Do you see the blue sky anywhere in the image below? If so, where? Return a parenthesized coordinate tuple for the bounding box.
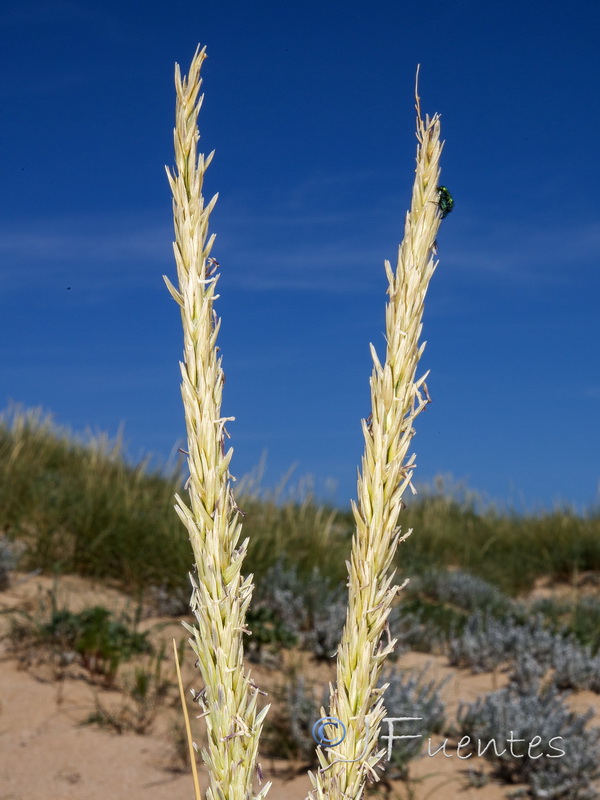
(1, 0, 599, 512)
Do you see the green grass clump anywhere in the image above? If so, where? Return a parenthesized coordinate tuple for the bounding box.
(397, 486, 600, 596)
(2, 405, 600, 601)
(531, 595, 600, 653)
(0, 406, 191, 590)
(0, 406, 352, 594)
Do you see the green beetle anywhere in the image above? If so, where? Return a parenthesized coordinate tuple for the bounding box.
(436, 186, 454, 219)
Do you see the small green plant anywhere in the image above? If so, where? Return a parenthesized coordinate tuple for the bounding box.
(6, 587, 151, 684)
(245, 606, 298, 663)
(67, 605, 151, 681)
(533, 595, 600, 653)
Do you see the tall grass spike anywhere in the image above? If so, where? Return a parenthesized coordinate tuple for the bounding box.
(307, 74, 446, 800)
(165, 45, 271, 800)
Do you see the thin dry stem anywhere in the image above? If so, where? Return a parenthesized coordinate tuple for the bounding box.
(307, 77, 445, 800)
(165, 46, 271, 800)
(173, 638, 202, 800)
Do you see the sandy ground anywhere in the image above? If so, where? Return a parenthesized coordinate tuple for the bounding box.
(0, 573, 598, 800)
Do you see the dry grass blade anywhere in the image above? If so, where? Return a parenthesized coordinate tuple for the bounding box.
(173, 638, 202, 800)
(307, 73, 447, 800)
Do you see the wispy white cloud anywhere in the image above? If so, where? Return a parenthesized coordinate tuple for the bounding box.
(3, 185, 599, 299)
(443, 219, 600, 287)
(0, 198, 396, 295)
(0, 227, 170, 263)
(0, 213, 172, 293)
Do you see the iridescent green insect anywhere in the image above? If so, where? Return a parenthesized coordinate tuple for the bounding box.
(436, 185, 454, 219)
